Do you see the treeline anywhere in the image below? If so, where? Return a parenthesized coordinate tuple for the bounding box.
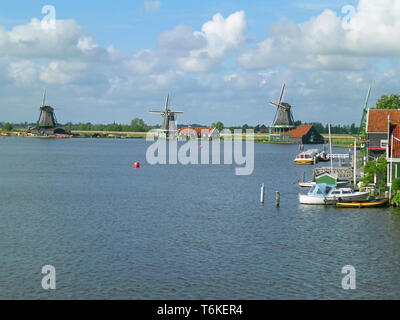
(294, 121, 360, 135)
(65, 118, 154, 132)
(216, 122, 360, 134)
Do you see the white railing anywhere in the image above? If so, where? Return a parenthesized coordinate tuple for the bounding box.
(328, 154, 350, 159)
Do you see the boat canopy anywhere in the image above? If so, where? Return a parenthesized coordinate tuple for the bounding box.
(308, 183, 336, 196)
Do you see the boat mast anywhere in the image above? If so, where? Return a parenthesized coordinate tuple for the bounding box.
(354, 138, 357, 186)
(390, 133, 394, 202)
(329, 124, 333, 173)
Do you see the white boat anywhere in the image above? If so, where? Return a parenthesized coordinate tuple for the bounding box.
(294, 149, 319, 165)
(299, 183, 370, 205)
(317, 151, 330, 162)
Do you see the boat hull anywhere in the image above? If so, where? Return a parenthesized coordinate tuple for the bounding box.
(294, 160, 315, 165)
(299, 192, 370, 205)
(336, 199, 389, 208)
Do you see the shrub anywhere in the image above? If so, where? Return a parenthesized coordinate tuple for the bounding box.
(392, 178, 400, 192)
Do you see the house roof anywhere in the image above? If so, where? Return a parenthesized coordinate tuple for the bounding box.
(285, 125, 312, 138)
(367, 109, 400, 133)
(178, 127, 216, 136)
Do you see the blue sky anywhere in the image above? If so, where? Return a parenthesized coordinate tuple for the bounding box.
(0, 0, 397, 126)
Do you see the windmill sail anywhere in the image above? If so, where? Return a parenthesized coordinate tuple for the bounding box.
(359, 86, 371, 136)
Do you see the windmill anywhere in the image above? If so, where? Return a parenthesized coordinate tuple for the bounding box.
(359, 86, 371, 138)
(149, 94, 184, 137)
(27, 90, 69, 136)
(268, 84, 296, 141)
(37, 90, 58, 129)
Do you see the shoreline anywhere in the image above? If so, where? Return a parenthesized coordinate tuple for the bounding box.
(1, 130, 357, 147)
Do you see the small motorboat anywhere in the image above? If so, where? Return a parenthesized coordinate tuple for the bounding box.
(317, 151, 330, 162)
(336, 199, 389, 208)
(294, 149, 319, 165)
(299, 183, 370, 205)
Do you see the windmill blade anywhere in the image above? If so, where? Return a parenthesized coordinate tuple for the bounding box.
(269, 101, 282, 108)
(170, 111, 184, 114)
(364, 86, 371, 108)
(290, 108, 295, 124)
(359, 86, 372, 135)
(149, 110, 165, 114)
(278, 83, 286, 106)
(270, 101, 289, 111)
(165, 94, 170, 111)
(272, 107, 279, 125)
(42, 89, 46, 108)
(37, 110, 43, 125)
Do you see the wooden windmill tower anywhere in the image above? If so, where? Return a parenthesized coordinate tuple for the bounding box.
(269, 84, 296, 142)
(149, 94, 184, 138)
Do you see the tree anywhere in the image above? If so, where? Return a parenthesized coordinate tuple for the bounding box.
(130, 118, 147, 132)
(3, 123, 13, 131)
(375, 94, 400, 109)
(362, 155, 388, 193)
(242, 124, 249, 133)
(214, 121, 224, 132)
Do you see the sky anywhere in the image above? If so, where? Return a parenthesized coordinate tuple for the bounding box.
(1, 0, 399, 127)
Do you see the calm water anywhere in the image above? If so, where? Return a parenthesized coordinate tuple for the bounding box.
(1, 137, 400, 300)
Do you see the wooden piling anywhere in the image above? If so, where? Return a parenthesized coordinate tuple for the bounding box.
(276, 191, 280, 208)
(302, 172, 305, 183)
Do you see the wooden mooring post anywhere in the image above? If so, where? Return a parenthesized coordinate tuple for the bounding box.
(276, 191, 280, 208)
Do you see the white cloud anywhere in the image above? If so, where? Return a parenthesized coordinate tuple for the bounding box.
(8, 60, 38, 86)
(144, 1, 162, 14)
(128, 49, 159, 75)
(133, 11, 247, 73)
(238, 0, 400, 71)
(40, 61, 88, 85)
(178, 11, 247, 72)
(0, 18, 101, 59)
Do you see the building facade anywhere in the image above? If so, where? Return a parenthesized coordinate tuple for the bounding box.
(364, 109, 400, 161)
(284, 125, 325, 144)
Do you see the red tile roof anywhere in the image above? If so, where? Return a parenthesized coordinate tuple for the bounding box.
(367, 109, 400, 133)
(285, 125, 312, 138)
(178, 127, 216, 136)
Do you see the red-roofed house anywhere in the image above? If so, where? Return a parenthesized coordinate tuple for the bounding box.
(178, 127, 220, 140)
(284, 124, 325, 144)
(365, 109, 400, 160)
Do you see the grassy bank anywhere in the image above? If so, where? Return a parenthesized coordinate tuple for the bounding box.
(71, 130, 148, 138)
(322, 134, 359, 147)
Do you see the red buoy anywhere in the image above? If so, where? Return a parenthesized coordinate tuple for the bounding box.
(134, 162, 140, 169)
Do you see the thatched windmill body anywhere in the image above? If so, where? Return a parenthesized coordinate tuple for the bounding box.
(149, 94, 184, 138)
(269, 84, 296, 142)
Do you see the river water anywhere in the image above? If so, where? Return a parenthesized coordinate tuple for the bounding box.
(1, 137, 400, 299)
